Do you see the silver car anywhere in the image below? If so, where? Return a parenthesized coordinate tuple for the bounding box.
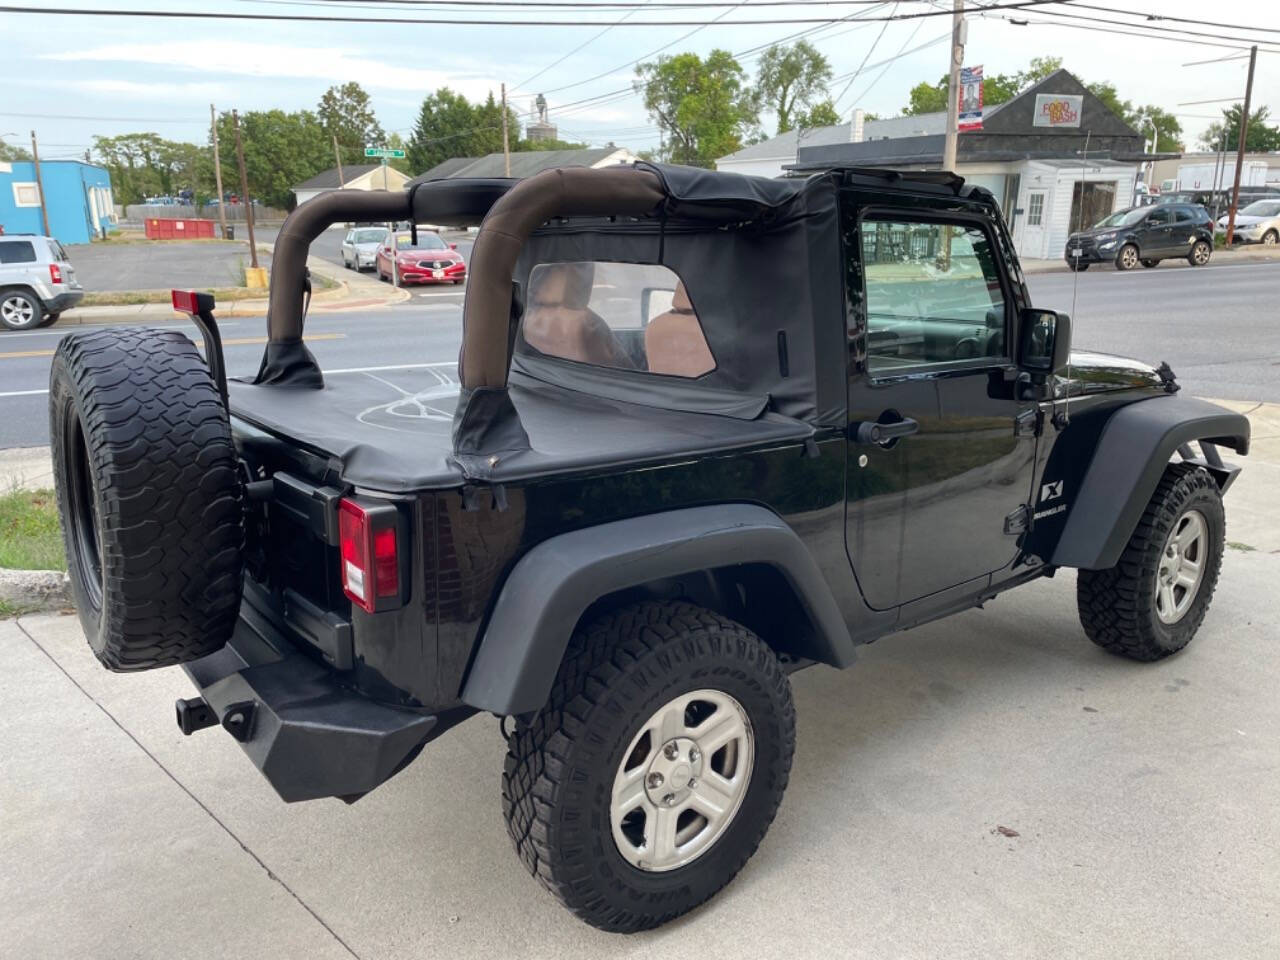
(0, 234, 83, 331)
(1216, 199, 1280, 246)
(341, 226, 389, 271)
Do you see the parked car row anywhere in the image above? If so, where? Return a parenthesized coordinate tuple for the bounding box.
(0, 233, 82, 330)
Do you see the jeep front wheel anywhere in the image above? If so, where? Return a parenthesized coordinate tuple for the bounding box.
(1077, 464, 1225, 661)
(502, 601, 795, 932)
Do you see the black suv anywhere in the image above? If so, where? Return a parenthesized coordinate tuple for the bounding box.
(1066, 203, 1214, 271)
(49, 164, 1249, 933)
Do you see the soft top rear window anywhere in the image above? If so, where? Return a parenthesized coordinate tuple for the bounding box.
(517, 261, 715, 379)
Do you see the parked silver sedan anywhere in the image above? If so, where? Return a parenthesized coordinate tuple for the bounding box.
(340, 226, 389, 270)
(1216, 199, 1280, 246)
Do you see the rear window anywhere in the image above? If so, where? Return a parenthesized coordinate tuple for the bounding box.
(518, 261, 715, 379)
(0, 240, 37, 264)
(49, 239, 69, 261)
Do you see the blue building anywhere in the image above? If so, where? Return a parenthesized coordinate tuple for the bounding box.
(0, 159, 117, 245)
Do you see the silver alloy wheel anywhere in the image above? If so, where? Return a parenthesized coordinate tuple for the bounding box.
(1192, 242, 1211, 265)
(2, 294, 36, 326)
(1155, 509, 1207, 624)
(1264, 231, 1278, 246)
(1119, 245, 1138, 269)
(610, 688, 754, 873)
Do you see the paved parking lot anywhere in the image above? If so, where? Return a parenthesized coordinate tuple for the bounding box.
(4, 459, 1278, 958)
(65, 240, 260, 291)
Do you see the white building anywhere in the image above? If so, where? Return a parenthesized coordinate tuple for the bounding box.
(718, 70, 1149, 261)
(292, 164, 413, 207)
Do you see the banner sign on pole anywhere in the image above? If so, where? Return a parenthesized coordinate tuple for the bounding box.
(958, 65, 983, 132)
(1032, 94, 1083, 128)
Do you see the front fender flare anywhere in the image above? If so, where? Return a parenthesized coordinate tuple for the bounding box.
(1052, 395, 1249, 570)
(460, 504, 853, 716)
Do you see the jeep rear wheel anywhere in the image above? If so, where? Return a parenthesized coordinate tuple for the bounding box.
(50, 328, 244, 671)
(1077, 464, 1225, 661)
(502, 601, 795, 932)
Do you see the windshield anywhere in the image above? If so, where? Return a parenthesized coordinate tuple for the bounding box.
(352, 229, 386, 244)
(1242, 200, 1280, 217)
(1094, 208, 1148, 228)
(394, 233, 448, 251)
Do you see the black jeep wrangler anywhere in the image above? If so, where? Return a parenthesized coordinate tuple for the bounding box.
(49, 163, 1249, 933)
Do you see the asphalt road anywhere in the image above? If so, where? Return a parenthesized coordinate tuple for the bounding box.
(0, 258, 1275, 448)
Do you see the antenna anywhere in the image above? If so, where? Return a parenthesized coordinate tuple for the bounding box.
(1063, 128, 1092, 427)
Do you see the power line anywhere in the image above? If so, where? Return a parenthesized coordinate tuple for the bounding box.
(1020, 6, 1280, 50)
(0, 1, 1081, 27)
(975, 11, 1280, 54)
(832, 2, 897, 109)
(843, 18, 930, 107)
(1068, 4, 1280, 36)
(510, 0, 656, 96)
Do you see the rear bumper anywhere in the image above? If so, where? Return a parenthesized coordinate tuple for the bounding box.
(182, 604, 439, 802)
(42, 289, 84, 313)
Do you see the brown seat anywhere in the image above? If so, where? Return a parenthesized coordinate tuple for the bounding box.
(522, 263, 630, 369)
(644, 283, 714, 377)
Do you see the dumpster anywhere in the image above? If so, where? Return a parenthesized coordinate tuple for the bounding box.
(145, 218, 217, 240)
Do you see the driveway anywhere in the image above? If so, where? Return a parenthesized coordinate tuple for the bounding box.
(4, 451, 1278, 958)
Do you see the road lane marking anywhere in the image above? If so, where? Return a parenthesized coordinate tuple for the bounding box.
(0, 332, 344, 360)
(0, 388, 49, 398)
(0, 320, 243, 340)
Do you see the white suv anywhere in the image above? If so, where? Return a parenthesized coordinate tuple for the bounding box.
(0, 234, 84, 330)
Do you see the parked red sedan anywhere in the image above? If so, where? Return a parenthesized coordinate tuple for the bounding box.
(376, 230, 466, 285)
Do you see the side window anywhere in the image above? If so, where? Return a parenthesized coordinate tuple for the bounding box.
(1173, 207, 1196, 224)
(859, 219, 1007, 375)
(0, 241, 37, 264)
(519, 261, 714, 378)
(1147, 208, 1171, 225)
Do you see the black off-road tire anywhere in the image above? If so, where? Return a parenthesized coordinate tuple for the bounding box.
(1077, 464, 1225, 662)
(502, 601, 795, 933)
(49, 328, 244, 671)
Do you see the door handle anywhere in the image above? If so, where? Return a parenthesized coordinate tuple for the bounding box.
(852, 416, 920, 446)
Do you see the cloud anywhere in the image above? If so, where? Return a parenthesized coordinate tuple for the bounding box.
(68, 78, 228, 101)
(42, 41, 503, 101)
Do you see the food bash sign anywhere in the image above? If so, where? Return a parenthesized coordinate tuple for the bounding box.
(1033, 94, 1083, 128)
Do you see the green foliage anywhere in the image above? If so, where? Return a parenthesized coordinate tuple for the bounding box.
(1131, 105, 1183, 153)
(92, 133, 207, 206)
(214, 109, 331, 210)
(636, 49, 760, 168)
(754, 40, 832, 134)
(317, 82, 386, 169)
(1198, 105, 1280, 152)
(797, 99, 841, 132)
(901, 56, 1063, 116)
(0, 489, 65, 572)
(406, 87, 520, 174)
(902, 80, 947, 116)
(0, 137, 32, 162)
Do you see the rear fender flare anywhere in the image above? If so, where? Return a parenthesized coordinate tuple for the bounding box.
(1051, 396, 1249, 570)
(460, 504, 854, 716)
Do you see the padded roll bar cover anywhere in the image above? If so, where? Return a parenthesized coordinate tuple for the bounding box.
(459, 166, 665, 389)
(459, 503, 856, 716)
(1051, 395, 1250, 570)
(408, 178, 515, 227)
(267, 189, 412, 343)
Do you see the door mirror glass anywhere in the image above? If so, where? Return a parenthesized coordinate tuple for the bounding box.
(1018, 308, 1071, 374)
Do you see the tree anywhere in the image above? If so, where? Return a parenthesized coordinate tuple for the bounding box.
(93, 133, 209, 205)
(1084, 81, 1135, 128)
(902, 56, 1062, 116)
(796, 99, 842, 132)
(317, 82, 385, 168)
(1018, 56, 1062, 88)
(1198, 104, 1280, 153)
(0, 137, 32, 162)
(902, 80, 947, 116)
(407, 87, 481, 174)
(1130, 105, 1183, 153)
(213, 109, 330, 209)
(636, 49, 759, 167)
(754, 40, 833, 135)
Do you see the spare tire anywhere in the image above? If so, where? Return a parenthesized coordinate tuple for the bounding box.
(49, 328, 244, 671)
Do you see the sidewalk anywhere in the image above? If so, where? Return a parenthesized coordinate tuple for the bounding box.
(1021, 244, 1280, 274)
(55, 246, 409, 326)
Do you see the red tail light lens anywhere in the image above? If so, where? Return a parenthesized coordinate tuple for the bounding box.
(49, 263, 63, 284)
(338, 498, 400, 612)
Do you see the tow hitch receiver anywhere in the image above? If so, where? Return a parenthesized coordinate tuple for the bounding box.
(175, 696, 218, 736)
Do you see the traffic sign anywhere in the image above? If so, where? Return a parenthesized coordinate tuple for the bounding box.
(365, 147, 406, 159)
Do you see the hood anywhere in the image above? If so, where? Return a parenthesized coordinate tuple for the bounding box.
(397, 248, 460, 260)
(1217, 214, 1270, 227)
(1059, 350, 1164, 398)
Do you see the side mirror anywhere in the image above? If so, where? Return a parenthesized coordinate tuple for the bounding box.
(449, 242, 458, 250)
(1018, 308, 1071, 378)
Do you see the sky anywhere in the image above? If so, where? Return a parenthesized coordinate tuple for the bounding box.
(3, 0, 1279, 166)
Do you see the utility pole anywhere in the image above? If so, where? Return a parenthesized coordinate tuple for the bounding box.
(210, 104, 228, 240)
(501, 82, 511, 177)
(941, 0, 965, 173)
(30, 130, 51, 237)
(333, 134, 346, 189)
(232, 110, 259, 270)
(1225, 45, 1257, 246)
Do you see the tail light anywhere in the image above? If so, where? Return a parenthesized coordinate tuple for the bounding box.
(49, 263, 63, 284)
(338, 497, 402, 613)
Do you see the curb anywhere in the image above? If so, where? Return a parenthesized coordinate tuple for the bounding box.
(0, 567, 71, 616)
